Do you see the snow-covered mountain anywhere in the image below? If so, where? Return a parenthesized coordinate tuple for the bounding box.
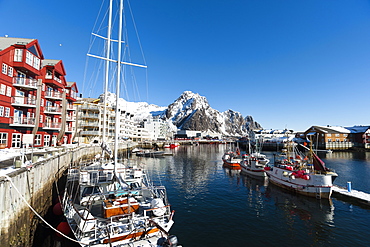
(164, 91, 261, 136)
(100, 91, 262, 137)
(99, 92, 167, 120)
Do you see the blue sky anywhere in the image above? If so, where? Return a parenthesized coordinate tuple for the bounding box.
(1, 0, 370, 131)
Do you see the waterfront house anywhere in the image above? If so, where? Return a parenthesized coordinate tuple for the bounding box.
(304, 126, 352, 150)
(0, 37, 77, 148)
(344, 125, 370, 149)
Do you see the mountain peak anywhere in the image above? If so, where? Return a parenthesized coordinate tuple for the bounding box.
(162, 91, 261, 136)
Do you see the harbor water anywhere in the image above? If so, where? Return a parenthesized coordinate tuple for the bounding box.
(41, 144, 370, 247)
(141, 144, 370, 247)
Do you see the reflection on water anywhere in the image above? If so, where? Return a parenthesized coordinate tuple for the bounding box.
(141, 145, 370, 247)
(322, 151, 370, 161)
(51, 145, 370, 247)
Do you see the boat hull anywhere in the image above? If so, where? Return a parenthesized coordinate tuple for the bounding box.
(222, 159, 241, 170)
(265, 167, 334, 199)
(241, 166, 266, 177)
(240, 160, 267, 177)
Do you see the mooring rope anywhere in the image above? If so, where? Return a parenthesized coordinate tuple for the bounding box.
(3, 175, 89, 246)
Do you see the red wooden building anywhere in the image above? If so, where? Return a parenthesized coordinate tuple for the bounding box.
(0, 37, 78, 148)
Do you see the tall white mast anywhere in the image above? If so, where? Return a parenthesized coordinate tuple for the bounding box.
(102, 0, 113, 144)
(114, 0, 124, 167)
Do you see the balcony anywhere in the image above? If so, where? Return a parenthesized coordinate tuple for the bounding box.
(80, 121, 99, 127)
(11, 96, 36, 108)
(45, 106, 62, 114)
(80, 105, 100, 111)
(80, 131, 100, 136)
(66, 116, 76, 122)
(12, 77, 38, 90)
(65, 127, 75, 133)
(43, 122, 61, 130)
(79, 113, 100, 119)
(67, 105, 76, 111)
(45, 91, 62, 100)
(9, 117, 35, 127)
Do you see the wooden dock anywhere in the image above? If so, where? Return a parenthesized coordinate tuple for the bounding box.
(332, 185, 370, 207)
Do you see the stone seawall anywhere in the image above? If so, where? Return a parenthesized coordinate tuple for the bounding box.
(0, 145, 103, 247)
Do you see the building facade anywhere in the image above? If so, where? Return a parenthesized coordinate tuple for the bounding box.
(304, 126, 352, 150)
(0, 37, 77, 148)
(75, 98, 139, 143)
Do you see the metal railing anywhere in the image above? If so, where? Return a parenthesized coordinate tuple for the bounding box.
(12, 77, 37, 89)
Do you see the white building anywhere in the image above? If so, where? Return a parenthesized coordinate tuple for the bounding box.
(75, 98, 138, 143)
(143, 118, 169, 140)
(254, 129, 296, 143)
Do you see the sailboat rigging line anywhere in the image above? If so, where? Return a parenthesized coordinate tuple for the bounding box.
(3, 175, 89, 246)
(127, 0, 147, 65)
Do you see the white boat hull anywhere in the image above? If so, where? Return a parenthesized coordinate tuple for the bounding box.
(265, 167, 335, 199)
(240, 161, 266, 177)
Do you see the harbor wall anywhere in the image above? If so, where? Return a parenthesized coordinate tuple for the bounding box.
(0, 144, 104, 247)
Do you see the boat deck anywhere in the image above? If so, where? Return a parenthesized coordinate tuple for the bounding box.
(332, 185, 370, 207)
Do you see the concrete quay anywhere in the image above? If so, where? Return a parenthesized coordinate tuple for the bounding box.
(332, 185, 370, 208)
(0, 143, 133, 247)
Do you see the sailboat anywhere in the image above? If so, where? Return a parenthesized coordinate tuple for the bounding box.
(62, 1, 180, 246)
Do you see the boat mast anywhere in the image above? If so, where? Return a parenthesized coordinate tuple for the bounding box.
(102, 0, 113, 145)
(114, 0, 124, 168)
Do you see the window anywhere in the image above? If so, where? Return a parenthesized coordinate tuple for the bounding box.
(14, 49, 23, 62)
(34, 134, 41, 146)
(0, 84, 5, 95)
(0, 133, 7, 144)
(6, 86, 11, 97)
(33, 57, 40, 70)
(41, 99, 44, 107)
(8, 67, 13, 77)
(40, 115, 43, 123)
(26, 51, 33, 66)
(12, 133, 22, 148)
(335, 134, 340, 137)
(336, 139, 340, 142)
(46, 70, 52, 79)
(4, 107, 10, 117)
(52, 136, 57, 146)
(0, 106, 3, 117)
(44, 135, 50, 146)
(2, 63, 7, 74)
(327, 134, 331, 137)
(328, 139, 332, 142)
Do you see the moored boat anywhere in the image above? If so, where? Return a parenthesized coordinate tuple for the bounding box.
(240, 152, 269, 177)
(63, 161, 179, 246)
(264, 145, 338, 199)
(222, 149, 242, 170)
(135, 149, 165, 157)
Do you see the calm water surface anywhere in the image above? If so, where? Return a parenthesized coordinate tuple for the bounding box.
(43, 144, 370, 247)
(141, 144, 370, 247)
